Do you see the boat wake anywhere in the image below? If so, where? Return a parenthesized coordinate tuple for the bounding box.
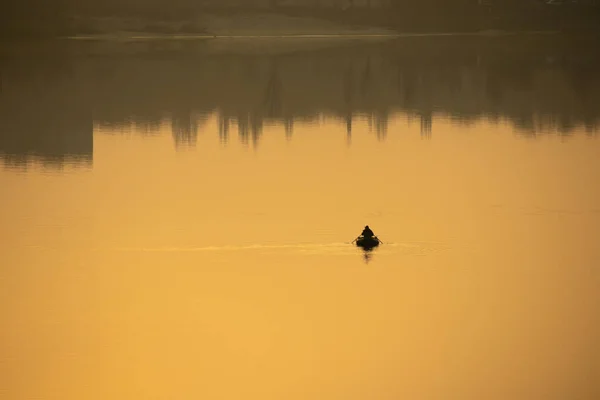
(113, 241, 449, 255)
(115, 242, 350, 252)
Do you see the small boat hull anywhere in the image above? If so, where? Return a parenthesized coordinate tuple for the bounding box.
(355, 236, 380, 249)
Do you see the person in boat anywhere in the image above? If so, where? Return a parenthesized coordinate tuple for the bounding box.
(361, 225, 375, 238)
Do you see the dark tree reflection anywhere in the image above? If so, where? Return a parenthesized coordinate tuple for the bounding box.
(1, 36, 599, 169)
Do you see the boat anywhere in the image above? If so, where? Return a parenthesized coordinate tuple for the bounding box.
(355, 235, 380, 249)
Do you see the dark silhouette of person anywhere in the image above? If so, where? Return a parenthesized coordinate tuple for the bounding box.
(361, 225, 374, 238)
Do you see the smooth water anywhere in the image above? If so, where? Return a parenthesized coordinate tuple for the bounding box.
(1, 36, 599, 400)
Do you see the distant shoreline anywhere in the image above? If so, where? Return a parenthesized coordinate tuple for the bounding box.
(60, 12, 573, 41)
(63, 12, 396, 39)
(65, 31, 562, 41)
(2, 7, 600, 41)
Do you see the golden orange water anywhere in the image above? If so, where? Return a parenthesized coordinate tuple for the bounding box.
(1, 114, 598, 400)
(1, 36, 600, 400)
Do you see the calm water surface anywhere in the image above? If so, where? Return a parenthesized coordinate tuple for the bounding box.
(1, 37, 599, 400)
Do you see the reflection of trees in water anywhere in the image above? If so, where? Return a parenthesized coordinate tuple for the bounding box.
(96, 115, 164, 136)
(397, 64, 418, 108)
(367, 111, 388, 141)
(218, 112, 230, 144)
(2, 38, 600, 168)
(0, 54, 93, 169)
(515, 114, 597, 139)
(0, 154, 92, 171)
(360, 57, 372, 99)
(284, 117, 293, 140)
(420, 111, 432, 139)
(376, 112, 388, 141)
(264, 59, 283, 119)
(237, 112, 263, 147)
(485, 62, 535, 107)
(343, 63, 355, 144)
(171, 110, 208, 149)
(564, 59, 600, 135)
(89, 43, 599, 144)
(215, 57, 287, 147)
